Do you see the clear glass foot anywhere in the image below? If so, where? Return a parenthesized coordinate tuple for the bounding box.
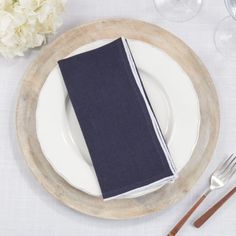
(153, 0, 203, 22)
(214, 16, 236, 60)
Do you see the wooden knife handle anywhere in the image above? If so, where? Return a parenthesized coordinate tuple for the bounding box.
(167, 194, 207, 236)
(194, 187, 236, 228)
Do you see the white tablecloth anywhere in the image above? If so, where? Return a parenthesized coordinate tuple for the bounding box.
(0, 0, 236, 235)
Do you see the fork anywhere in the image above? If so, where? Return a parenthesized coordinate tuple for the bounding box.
(168, 154, 236, 236)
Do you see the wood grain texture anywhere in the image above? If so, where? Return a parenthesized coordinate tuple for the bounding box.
(15, 19, 220, 219)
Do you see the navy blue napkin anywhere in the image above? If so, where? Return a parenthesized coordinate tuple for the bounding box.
(58, 38, 176, 199)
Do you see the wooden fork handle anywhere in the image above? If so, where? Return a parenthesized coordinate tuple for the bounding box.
(194, 187, 236, 228)
(167, 194, 207, 236)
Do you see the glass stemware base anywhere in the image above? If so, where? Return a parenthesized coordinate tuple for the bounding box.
(214, 16, 236, 60)
(153, 0, 203, 22)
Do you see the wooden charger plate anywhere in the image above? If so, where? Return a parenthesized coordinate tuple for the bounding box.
(16, 19, 220, 219)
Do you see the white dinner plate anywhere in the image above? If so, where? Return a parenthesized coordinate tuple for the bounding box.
(36, 39, 200, 198)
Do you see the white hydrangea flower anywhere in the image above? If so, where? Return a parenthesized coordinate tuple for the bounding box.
(0, 0, 66, 58)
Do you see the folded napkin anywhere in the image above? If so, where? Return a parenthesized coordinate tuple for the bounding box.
(58, 38, 176, 200)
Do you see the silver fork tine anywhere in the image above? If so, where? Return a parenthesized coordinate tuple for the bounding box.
(220, 156, 236, 178)
(226, 165, 236, 181)
(222, 163, 236, 182)
(220, 154, 236, 173)
(168, 154, 236, 236)
(216, 154, 235, 174)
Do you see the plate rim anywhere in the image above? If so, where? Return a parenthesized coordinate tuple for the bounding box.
(35, 39, 201, 198)
(16, 18, 220, 219)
